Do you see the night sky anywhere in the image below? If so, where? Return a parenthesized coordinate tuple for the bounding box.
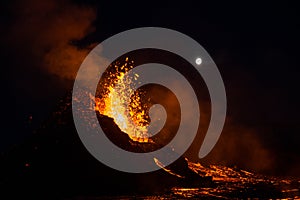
(1, 0, 299, 176)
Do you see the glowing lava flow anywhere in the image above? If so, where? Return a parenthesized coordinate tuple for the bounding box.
(93, 58, 150, 142)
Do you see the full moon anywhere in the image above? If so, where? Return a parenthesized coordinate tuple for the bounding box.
(195, 57, 202, 65)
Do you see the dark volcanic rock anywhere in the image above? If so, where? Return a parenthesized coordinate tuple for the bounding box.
(0, 93, 211, 199)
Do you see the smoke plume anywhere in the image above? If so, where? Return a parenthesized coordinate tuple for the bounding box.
(5, 0, 96, 80)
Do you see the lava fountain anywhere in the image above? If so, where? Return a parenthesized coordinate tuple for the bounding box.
(92, 57, 151, 143)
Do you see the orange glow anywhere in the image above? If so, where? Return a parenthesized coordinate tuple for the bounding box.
(93, 58, 151, 142)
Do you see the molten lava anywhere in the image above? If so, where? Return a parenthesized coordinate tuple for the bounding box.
(93, 57, 151, 142)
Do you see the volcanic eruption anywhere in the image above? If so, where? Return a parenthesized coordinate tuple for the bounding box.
(2, 0, 300, 199)
(1, 48, 300, 199)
